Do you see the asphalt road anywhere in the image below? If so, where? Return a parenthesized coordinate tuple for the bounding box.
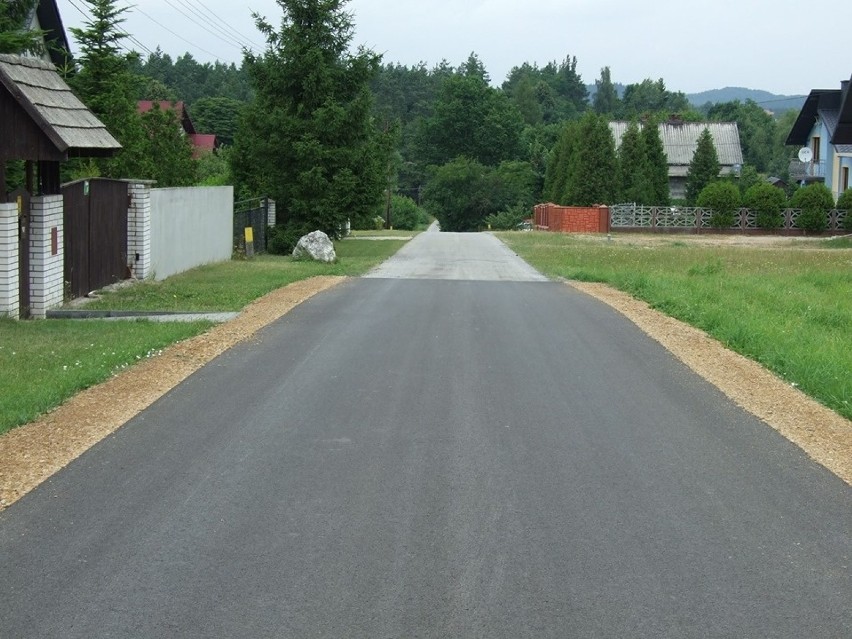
(1, 233, 850, 638)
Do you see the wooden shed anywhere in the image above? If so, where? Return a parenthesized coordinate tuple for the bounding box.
(0, 53, 120, 194)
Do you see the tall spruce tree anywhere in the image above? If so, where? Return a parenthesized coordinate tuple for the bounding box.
(0, 0, 43, 55)
(231, 0, 392, 239)
(564, 112, 617, 206)
(641, 119, 669, 205)
(616, 121, 651, 204)
(685, 128, 720, 205)
(593, 66, 619, 115)
(69, 0, 146, 179)
(542, 121, 577, 204)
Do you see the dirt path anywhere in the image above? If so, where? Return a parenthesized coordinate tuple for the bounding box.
(1, 268, 849, 512)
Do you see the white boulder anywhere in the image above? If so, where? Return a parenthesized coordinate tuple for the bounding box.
(293, 230, 336, 263)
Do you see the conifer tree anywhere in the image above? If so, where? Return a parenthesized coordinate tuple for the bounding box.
(641, 119, 669, 205)
(231, 0, 393, 240)
(0, 0, 42, 55)
(593, 66, 619, 115)
(69, 0, 147, 179)
(685, 128, 720, 205)
(564, 112, 617, 206)
(542, 121, 576, 204)
(616, 121, 651, 204)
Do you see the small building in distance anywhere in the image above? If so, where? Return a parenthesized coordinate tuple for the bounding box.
(609, 119, 743, 201)
(137, 100, 219, 158)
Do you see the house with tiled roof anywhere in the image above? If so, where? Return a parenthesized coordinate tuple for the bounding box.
(137, 100, 219, 158)
(609, 119, 743, 200)
(786, 76, 852, 199)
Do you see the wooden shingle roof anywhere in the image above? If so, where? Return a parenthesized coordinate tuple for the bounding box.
(0, 53, 120, 158)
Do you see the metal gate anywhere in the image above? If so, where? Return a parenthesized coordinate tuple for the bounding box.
(8, 188, 30, 318)
(234, 197, 269, 255)
(63, 179, 129, 299)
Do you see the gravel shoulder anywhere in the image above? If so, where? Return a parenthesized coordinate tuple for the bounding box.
(1, 266, 849, 512)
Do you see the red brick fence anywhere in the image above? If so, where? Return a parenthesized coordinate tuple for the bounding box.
(533, 204, 610, 233)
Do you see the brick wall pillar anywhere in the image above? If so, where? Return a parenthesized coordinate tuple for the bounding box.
(0, 202, 19, 318)
(29, 195, 64, 319)
(267, 198, 276, 227)
(127, 182, 152, 280)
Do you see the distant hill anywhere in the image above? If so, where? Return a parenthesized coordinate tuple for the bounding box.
(685, 87, 806, 113)
(585, 84, 806, 114)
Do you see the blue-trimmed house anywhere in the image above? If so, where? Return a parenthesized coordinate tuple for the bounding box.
(787, 76, 852, 200)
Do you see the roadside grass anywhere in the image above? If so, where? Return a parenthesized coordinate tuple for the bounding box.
(500, 232, 852, 420)
(82, 239, 407, 312)
(0, 319, 210, 436)
(1, 239, 406, 434)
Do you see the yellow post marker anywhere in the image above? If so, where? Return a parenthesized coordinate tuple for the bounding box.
(244, 227, 255, 258)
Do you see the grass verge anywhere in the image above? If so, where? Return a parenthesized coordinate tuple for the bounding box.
(500, 232, 852, 420)
(81, 239, 406, 312)
(1, 239, 406, 435)
(0, 319, 210, 435)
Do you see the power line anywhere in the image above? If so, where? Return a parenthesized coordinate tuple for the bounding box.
(171, 0, 262, 51)
(64, 0, 148, 57)
(124, 3, 223, 60)
(182, 0, 264, 50)
(161, 0, 246, 52)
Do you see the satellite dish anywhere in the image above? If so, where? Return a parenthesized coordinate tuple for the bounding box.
(798, 147, 813, 163)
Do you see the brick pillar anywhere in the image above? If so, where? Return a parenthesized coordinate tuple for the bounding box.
(267, 198, 276, 227)
(0, 202, 19, 319)
(29, 194, 64, 319)
(127, 182, 152, 280)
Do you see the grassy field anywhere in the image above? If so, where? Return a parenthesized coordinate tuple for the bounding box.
(0, 239, 406, 435)
(500, 232, 852, 420)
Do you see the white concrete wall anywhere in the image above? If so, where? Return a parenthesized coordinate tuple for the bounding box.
(0, 202, 19, 318)
(150, 186, 233, 281)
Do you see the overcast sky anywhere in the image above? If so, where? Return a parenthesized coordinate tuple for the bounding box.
(55, 0, 851, 97)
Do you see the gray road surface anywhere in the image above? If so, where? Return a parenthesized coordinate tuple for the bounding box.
(1, 232, 850, 638)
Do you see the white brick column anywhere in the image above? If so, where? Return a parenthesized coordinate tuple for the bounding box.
(0, 202, 19, 319)
(29, 195, 64, 319)
(128, 181, 152, 280)
(267, 198, 276, 227)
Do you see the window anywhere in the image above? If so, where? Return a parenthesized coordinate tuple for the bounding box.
(843, 166, 850, 193)
(812, 137, 821, 162)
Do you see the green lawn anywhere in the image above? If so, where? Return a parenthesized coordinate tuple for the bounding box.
(82, 239, 407, 312)
(500, 232, 852, 420)
(0, 239, 406, 435)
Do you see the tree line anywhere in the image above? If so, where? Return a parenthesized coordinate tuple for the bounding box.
(2, 0, 806, 240)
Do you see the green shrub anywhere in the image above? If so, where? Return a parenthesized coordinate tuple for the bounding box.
(791, 183, 833, 233)
(745, 182, 786, 229)
(386, 194, 428, 230)
(267, 222, 310, 255)
(697, 181, 741, 228)
(836, 189, 852, 231)
(484, 203, 530, 230)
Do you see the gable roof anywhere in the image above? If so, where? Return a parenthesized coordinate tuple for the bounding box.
(609, 121, 743, 175)
(833, 78, 852, 144)
(0, 53, 120, 158)
(33, 0, 71, 67)
(786, 75, 852, 148)
(137, 100, 197, 134)
(189, 133, 217, 157)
